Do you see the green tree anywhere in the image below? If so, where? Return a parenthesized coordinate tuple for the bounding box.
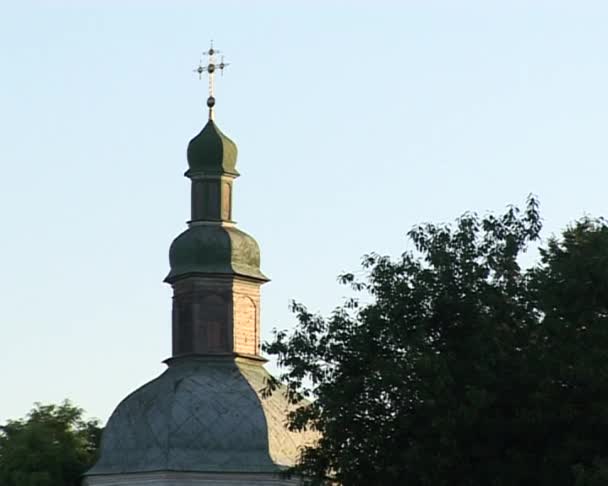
(0, 401, 101, 486)
(264, 198, 608, 485)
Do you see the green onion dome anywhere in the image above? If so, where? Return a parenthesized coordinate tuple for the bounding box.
(186, 120, 238, 177)
(165, 224, 268, 284)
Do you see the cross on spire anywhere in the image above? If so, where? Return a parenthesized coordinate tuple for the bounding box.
(194, 41, 230, 120)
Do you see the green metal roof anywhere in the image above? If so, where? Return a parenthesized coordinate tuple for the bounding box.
(85, 357, 315, 476)
(165, 224, 268, 283)
(186, 120, 239, 177)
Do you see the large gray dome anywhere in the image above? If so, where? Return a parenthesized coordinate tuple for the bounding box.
(85, 357, 314, 477)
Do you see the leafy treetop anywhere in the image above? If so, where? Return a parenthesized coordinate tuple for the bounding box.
(264, 197, 608, 486)
(0, 400, 101, 486)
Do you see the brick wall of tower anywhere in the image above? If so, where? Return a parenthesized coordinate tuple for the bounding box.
(232, 280, 260, 356)
(172, 277, 234, 356)
(171, 276, 262, 357)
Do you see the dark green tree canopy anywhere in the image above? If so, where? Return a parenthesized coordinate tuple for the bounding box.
(264, 198, 608, 486)
(0, 401, 101, 486)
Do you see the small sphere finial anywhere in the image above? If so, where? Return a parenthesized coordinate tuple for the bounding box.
(193, 41, 230, 121)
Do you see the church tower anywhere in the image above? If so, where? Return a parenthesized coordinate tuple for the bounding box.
(166, 94, 268, 359)
(84, 46, 314, 486)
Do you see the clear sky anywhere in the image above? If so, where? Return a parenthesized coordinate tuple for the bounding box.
(1, 1, 607, 425)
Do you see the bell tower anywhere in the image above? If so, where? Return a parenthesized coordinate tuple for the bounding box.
(84, 43, 316, 485)
(164, 45, 268, 357)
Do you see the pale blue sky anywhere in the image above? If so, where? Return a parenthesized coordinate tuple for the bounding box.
(1, 1, 607, 425)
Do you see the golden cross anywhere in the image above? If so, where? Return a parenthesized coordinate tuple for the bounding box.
(194, 41, 230, 120)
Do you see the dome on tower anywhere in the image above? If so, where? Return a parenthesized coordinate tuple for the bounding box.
(165, 224, 268, 284)
(186, 120, 239, 177)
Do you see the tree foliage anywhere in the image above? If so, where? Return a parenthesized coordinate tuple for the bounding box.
(264, 197, 608, 485)
(0, 401, 101, 486)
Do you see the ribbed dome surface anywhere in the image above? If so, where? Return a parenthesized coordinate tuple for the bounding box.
(165, 224, 268, 283)
(186, 120, 238, 177)
(86, 357, 314, 476)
